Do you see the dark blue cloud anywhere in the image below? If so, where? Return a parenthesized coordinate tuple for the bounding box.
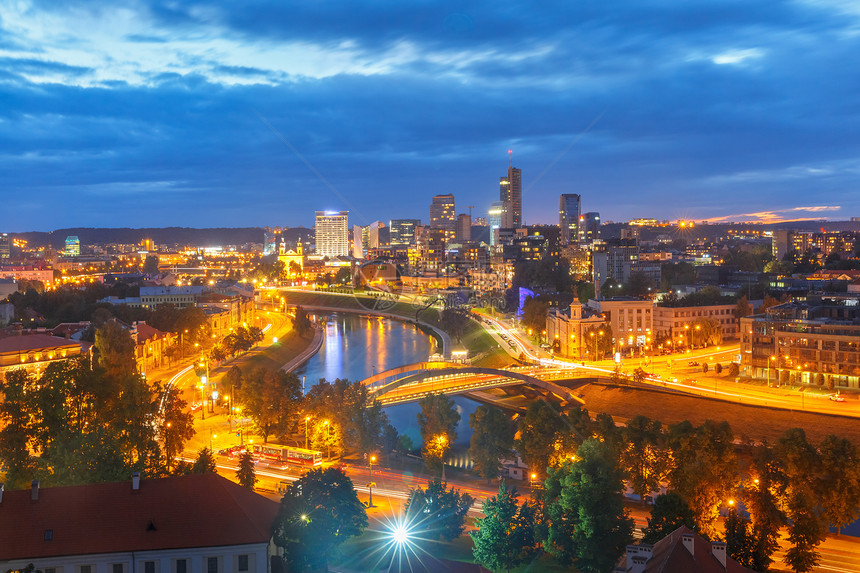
(1, 0, 859, 230)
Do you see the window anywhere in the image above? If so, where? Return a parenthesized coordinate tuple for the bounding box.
(207, 557, 219, 573)
(175, 560, 187, 573)
(113, 565, 124, 573)
(238, 555, 249, 572)
(45, 569, 57, 573)
(80, 567, 92, 573)
(144, 562, 155, 573)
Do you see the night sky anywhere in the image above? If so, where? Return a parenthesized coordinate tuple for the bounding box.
(2, 1, 859, 231)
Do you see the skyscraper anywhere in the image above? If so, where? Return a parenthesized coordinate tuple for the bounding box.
(390, 219, 420, 246)
(499, 165, 522, 228)
(580, 212, 601, 244)
(64, 235, 80, 257)
(0, 233, 9, 259)
(314, 211, 349, 257)
(559, 194, 581, 245)
(430, 194, 456, 241)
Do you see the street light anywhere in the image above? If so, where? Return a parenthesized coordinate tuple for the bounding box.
(368, 454, 377, 508)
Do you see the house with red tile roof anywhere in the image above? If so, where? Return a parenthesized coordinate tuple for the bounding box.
(0, 332, 85, 380)
(614, 526, 756, 573)
(0, 473, 280, 573)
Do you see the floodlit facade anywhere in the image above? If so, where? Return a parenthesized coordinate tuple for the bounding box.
(430, 194, 456, 241)
(390, 219, 420, 246)
(315, 210, 349, 257)
(64, 235, 81, 257)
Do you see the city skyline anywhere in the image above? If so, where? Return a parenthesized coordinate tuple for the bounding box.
(2, 2, 859, 231)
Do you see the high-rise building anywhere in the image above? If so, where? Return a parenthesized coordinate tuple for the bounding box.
(499, 165, 522, 228)
(430, 194, 456, 241)
(314, 211, 349, 257)
(0, 233, 9, 259)
(390, 219, 420, 246)
(352, 224, 364, 258)
(488, 202, 505, 247)
(64, 235, 81, 257)
(559, 194, 581, 245)
(455, 214, 471, 243)
(579, 212, 601, 244)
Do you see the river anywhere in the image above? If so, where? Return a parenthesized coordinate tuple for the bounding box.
(293, 312, 478, 457)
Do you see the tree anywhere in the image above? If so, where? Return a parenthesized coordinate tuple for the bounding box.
(818, 434, 860, 536)
(724, 507, 756, 568)
(521, 296, 549, 338)
(304, 378, 388, 459)
(471, 481, 538, 573)
(775, 428, 828, 572)
(744, 443, 785, 572)
(666, 420, 738, 539)
(641, 491, 697, 544)
(404, 478, 474, 541)
(417, 393, 460, 474)
(160, 387, 195, 471)
(734, 295, 753, 325)
(236, 451, 257, 490)
(292, 305, 313, 336)
(584, 324, 613, 360)
(241, 368, 303, 442)
(624, 271, 655, 299)
(274, 467, 367, 572)
(620, 415, 669, 502)
(440, 307, 469, 342)
(515, 400, 570, 479)
(191, 448, 217, 474)
(469, 405, 515, 482)
(142, 254, 160, 275)
(541, 439, 634, 572)
(0, 369, 36, 489)
(94, 320, 137, 382)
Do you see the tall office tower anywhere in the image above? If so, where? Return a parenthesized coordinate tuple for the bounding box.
(455, 214, 471, 243)
(314, 211, 349, 257)
(0, 233, 9, 259)
(430, 194, 456, 241)
(366, 221, 387, 249)
(559, 194, 581, 245)
(499, 165, 522, 228)
(488, 201, 505, 247)
(64, 235, 81, 257)
(579, 212, 601, 244)
(390, 219, 420, 246)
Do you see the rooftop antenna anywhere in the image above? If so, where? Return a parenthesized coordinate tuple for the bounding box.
(508, 149, 513, 168)
(467, 205, 475, 217)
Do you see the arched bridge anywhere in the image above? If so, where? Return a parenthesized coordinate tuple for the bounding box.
(361, 361, 586, 408)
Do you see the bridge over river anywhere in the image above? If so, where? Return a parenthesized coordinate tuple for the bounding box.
(360, 361, 592, 410)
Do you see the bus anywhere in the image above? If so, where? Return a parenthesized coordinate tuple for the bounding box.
(251, 444, 323, 469)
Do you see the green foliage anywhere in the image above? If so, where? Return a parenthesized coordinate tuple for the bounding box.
(469, 405, 515, 481)
(240, 368, 303, 443)
(291, 305, 313, 336)
(160, 388, 195, 471)
(661, 261, 696, 290)
(724, 507, 756, 568)
(515, 400, 577, 479)
(512, 257, 573, 293)
(471, 481, 538, 572)
(666, 420, 738, 539)
(439, 307, 469, 342)
(624, 271, 656, 299)
(734, 295, 753, 323)
(541, 439, 634, 572)
(641, 491, 697, 544)
(304, 378, 388, 458)
(744, 444, 785, 572)
(404, 478, 474, 541)
(657, 285, 735, 307)
(142, 254, 160, 275)
(620, 415, 669, 501)
(417, 393, 460, 473)
(583, 324, 613, 360)
(521, 296, 549, 337)
(191, 448, 217, 474)
(0, 369, 36, 488)
(236, 451, 257, 490)
(818, 435, 860, 535)
(94, 320, 137, 381)
(274, 467, 367, 572)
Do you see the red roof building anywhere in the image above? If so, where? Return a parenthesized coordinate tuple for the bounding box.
(615, 526, 756, 573)
(0, 473, 280, 573)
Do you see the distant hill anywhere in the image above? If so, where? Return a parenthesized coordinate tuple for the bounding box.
(14, 227, 314, 249)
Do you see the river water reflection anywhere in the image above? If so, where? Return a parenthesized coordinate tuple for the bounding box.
(294, 312, 478, 448)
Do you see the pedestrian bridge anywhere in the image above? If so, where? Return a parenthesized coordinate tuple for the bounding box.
(361, 361, 586, 408)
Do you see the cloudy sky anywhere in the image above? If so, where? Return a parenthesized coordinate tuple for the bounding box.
(1, 1, 859, 231)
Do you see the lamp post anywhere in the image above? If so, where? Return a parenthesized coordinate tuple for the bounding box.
(368, 454, 377, 508)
